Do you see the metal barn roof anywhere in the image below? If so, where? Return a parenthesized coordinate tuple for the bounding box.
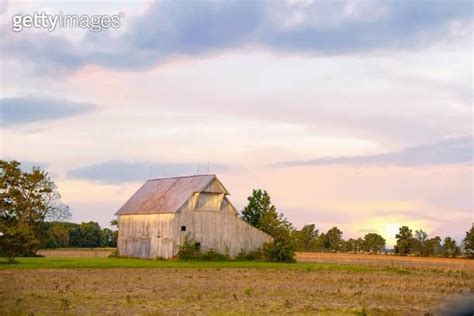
(115, 174, 228, 215)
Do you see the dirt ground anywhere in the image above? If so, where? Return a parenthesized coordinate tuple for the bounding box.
(1, 256, 473, 315)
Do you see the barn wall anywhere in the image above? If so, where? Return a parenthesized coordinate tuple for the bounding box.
(118, 189, 273, 259)
(176, 195, 273, 257)
(117, 214, 178, 259)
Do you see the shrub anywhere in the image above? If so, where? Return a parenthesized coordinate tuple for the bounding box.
(176, 235, 201, 260)
(262, 239, 296, 263)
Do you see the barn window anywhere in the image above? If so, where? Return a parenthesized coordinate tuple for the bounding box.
(181, 226, 186, 231)
(196, 193, 220, 211)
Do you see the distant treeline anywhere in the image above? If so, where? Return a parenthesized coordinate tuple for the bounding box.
(292, 224, 472, 258)
(241, 189, 474, 260)
(41, 221, 117, 249)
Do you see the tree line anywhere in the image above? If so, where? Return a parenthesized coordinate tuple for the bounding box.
(241, 189, 474, 261)
(41, 221, 117, 249)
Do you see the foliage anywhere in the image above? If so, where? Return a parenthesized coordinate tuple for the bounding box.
(100, 228, 117, 247)
(76, 222, 102, 247)
(0, 160, 70, 260)
(463, 225, 474, 258)
(363, 233, 386, 253)
(424, 236, 442, 257)
(293, 224, 319, 251)
(395, 226, 413, 256)
(442, 237, 460, 258)
(323, 226, 344, 252)
(412, 230, 428, 256)
(39, 221, 117, 248)
(262, 240, 296, 263)
(241, 189, 295, 262)
(343, 238, 364, 253)
(0, 223, 39, 262)
(241, 189, 274, 227)
(176, 235, 202, 260)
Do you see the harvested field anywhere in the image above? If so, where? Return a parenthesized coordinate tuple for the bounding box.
(296, 252, 474, 272)
(0, 252, 473, 315)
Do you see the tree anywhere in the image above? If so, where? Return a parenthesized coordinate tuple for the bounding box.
(241, 189, 274, 227)
(324, 227, 344, 252)
(42, 223, 70, 248)
(463, 225, 474, 258)
(100, 228, 117, 247)
(0, 223, 39, 262)
(294, 224, 319, 251)
(0, 160, 70, 259)
(77, 222, 101, 247)
(343, 238, 364, 253)
(395, 226, 413, 255)
(413, 229, 428, 256)
(424, 236, 442, 257)
(442, 237, 460, 258)
(241, 189, 295, 262)
(363, 233, 386, 253)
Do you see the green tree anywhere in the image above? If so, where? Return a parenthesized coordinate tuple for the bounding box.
(463, 225, 474, 258)
(313, 233, 326, 251)
(324, 227, 344, 252)
(241, 189, 274, 227)
(241, 189, 295, 262)
(100, 228, 117, 247)
(442, 237, 460, 258)
(42, 222, 70, 248)
(363, 233, 386, 253)
(413, 229, 428, 256)
(424, 236, 442, 257)
(343, 238, 364, 253)
(0, 223, 39, 262)
(294, 224, 319, 251)
(77, 222, 101, 247)
(0, 160, 70, 259)
(395, 226, 413, 255)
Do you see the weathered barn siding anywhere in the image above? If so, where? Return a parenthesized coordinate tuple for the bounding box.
(117, 175, 273, 259)
(118, 214, 178, 259)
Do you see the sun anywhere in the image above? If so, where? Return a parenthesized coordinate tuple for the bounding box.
(383, 223, 401, 247)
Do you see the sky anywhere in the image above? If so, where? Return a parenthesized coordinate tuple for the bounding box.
(0, 0, 472, 246)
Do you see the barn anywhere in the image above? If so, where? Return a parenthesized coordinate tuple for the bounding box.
(115, 174, 273, 259)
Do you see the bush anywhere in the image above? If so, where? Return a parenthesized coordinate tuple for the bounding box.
(262, 240, 296, 263)
(176, 235, 201, 260)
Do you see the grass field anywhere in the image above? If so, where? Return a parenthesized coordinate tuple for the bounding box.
(1, 251, 473, 315)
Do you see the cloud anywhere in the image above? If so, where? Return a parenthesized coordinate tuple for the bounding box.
(1, 1, 471, 73)
(67, 160, 232, 183)
(273, 136, 473, 167)
(0, 97, 96, 126)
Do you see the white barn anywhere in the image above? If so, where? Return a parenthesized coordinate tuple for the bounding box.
(116, 175, 272, 259)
